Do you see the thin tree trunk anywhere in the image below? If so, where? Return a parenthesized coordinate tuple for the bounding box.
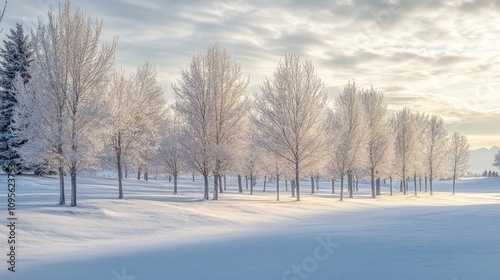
(219, 174, 223, 193)
(348, 172, 353, 198)
(425, 176, 428, 193)
(250, 174, 254, 195)
(295, 161, 300, 201)
(419, 177, 422, 191)
(137, 168, 141, 180)
(400, 180, 403, 192)
(245, 175, 248, 190)
(370, 169, 375, 198)
(263, 176, 267, 192)
(356, 178, 359, 192)
(58, 165, 65, 205)
(376, 178, 381, 196)
(117, 152, 123, 199)
(70, 166, 77, 207)
(192, 171, 195, 182)
(276, 174, 280, 201)
(224, 175, 226, 191)
(331, 178, 335, 194)
(203, 174, 209, 200)
(316, 177, 319, 191)
(291, 180, 295, 197)
(452, 173, 456, 195)
(169, 175, 171, 182)
(430, 178, 433, 195)
(238, 174, 242, 193)
(285, 179, 288, 191)
(414, 174, 417, 196)
(213, 173, 219, 200)
(389, 177, 393, 196)
(340, 175, 344, 201)
(173, 172, 178, 194)
(311, 176, 315, 194)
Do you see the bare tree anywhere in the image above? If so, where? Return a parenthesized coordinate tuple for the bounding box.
(391, 108, 420, 195)
(253, 53, 328, 201)
(494, 151, 500, 171)
(449, 132, 470, 195)
(424, 115, 449, 195)
(173, 42, 248, 200)
(158, 108, 186, 194)
(15, 1, 116, 206)
(328, 80, 367, 201)
(361, 86, 392, 198)
(105, 62, 166, 199)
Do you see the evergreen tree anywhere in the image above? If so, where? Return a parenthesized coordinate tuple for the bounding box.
(0, 22, 33, 172)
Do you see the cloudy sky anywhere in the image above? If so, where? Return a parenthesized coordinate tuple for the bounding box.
(4, 0, 500, 149)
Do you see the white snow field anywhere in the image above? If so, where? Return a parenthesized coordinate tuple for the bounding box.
(1, 174, 499, 280)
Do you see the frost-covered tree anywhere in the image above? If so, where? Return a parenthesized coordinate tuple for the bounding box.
(173, 42, 248, 200)
(424, 115, 449, 195)
(408, 112, 427, 196)
(0, 23, 33, 172)
(360, 86, 392, 198)
(448, 132, 470, 195)
(328, 80, 367, 201)
(158, 108, 186, 195)
(15, 1, 116, 206)
(104, 63, 165, 198)
(391, 107, 420, 195)
(494, 151, 500, 170)
(253, 53, 328, 201)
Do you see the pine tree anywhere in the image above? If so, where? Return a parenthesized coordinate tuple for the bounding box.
(0, 22, 33, 173)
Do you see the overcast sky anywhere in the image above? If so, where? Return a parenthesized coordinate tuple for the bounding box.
(4, 0, 500, 149)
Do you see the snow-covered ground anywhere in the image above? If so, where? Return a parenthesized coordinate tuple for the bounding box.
(1, 174, 499, 280)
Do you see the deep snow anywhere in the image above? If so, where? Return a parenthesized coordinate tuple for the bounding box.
(0, 174, 499, 280)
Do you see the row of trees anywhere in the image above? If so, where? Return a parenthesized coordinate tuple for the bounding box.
(1, 1, 472, 206)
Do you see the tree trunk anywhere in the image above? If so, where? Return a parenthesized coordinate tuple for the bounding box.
(348, 172, 353, 198)
(70, 165, 77, 207)
(224, 175, 226, 191)
(311, 176, 315, 194)
(425, 176, 428, 193)
(339, 175, 344, 201)
(218, 174, 223, 193)
(356, 178, 359, 192)
(213, 173, 219, 200)
(245, 175, 248, 190)
(370, 168, 375, 198)
(316, 177, 319, 191)
(295, 161, 300, 201)
(238, 174, 242, 193)
(419, 177, 422, 191)
(414, 174, 417, 196)
(137, 168, 141, 180)
(430, 178, 433, 195)
(376, 178, 381, 196)
(276, 174, 280, 201)
(291, 180, 295, 197)
(250, 174, 254, 195)
(117, 152, 124, 199)
(203, 174, 209, 200)
(192, 171, 195, 182)
(144, 169, 148, 181)
(168, 175, 171, 182)
(452, 173, 456, 195)
(263, 176, 267, 192)
(400, 180, 403, 192)
(285, 179, 288, 191)
(331, 178, 335, 194)
(173, 172, 178, 194)
(389, 177, 393, 196)
(58, 165, 65, 205)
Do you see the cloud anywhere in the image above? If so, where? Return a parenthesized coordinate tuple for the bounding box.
(3, 0, 499, 148)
